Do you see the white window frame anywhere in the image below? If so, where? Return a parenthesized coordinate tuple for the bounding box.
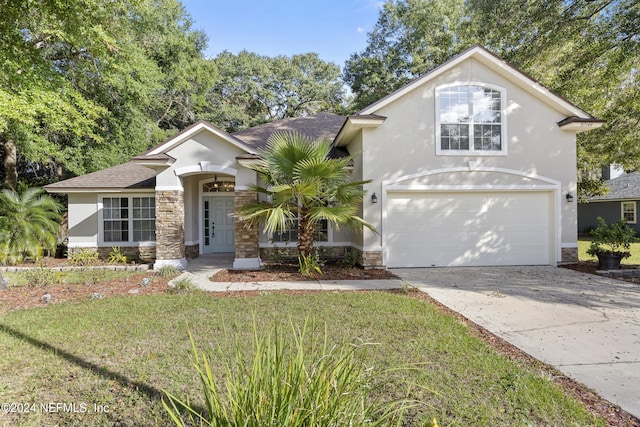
(98, 193, 157, 246)
(435, 83, 507, 156)
(621, 201, 637, 224)
(270, 218, 330, 244)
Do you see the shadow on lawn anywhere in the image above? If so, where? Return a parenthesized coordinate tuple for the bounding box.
(0, 323, 205, 423)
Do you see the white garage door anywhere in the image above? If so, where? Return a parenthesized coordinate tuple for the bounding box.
(385, 191, 552, 267)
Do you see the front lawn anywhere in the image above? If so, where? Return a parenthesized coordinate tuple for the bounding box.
(578, 237, 640, 265)
(0, 291, 604, 426)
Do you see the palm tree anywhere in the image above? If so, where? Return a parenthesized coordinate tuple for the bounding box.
(238, 131, 374, 265)
(0, 186, 63, 265)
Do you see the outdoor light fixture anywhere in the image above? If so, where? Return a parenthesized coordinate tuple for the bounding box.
(566, 192, 574, 202)
(371, 193, 378, 203)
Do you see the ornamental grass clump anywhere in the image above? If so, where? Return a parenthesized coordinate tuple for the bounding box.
(163, 320, 408, 427)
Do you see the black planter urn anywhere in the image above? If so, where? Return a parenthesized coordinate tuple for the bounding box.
(596, 252, 623, 270)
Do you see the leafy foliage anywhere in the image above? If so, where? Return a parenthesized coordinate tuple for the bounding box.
(69, 248, 99, 266)
(587, 217, 637, 258)
(344, 0, 640, 197)
(0, 187, 62, 265)
(163, 320, 407, 426)
(238, 132, 374, 264)
(208, 51, 346, 132)
(107, 247, 128, 265)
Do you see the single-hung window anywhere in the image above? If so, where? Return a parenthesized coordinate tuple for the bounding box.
(101, 196, 156, 243)
(622, 201, 636, 224)
(271, 219, 329, 243)
(436, 84, 505, 155)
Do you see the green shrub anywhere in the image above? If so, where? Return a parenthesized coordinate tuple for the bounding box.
(587, 217, 637, 258)
(155, 265, 180, 278)
(298, 252, 322, 277)
(169, 277, 196, 294)
(340, 248, 360, 267)
(163, 321, 407, 426)
(69, 248, 99, 266)
(107, 246, 127, 264)
(22, 268, 62, 287)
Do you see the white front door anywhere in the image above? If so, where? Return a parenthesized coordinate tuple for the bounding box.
(203, 196, 235, 253)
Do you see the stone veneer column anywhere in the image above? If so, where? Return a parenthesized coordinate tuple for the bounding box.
(233, 190, 261, 269)
(154, 190, 186, 269)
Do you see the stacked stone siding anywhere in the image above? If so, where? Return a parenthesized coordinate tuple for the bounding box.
(358, 250, 383, 268)
(560, 247, 578, 264)
(155, 190, 185, 262)
(185, 244, 200, 259)
(260, 246, 349, 262)
(235, 190, 260, 259)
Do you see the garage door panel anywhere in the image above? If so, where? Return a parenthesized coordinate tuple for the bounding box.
(386, 192, 552, 267)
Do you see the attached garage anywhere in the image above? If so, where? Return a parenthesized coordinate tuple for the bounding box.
(384, 191, 555, 267)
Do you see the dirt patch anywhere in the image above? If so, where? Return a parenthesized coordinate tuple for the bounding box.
(210, 262, 399, 282)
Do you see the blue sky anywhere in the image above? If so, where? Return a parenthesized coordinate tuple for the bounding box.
(180, 0, 382, 67)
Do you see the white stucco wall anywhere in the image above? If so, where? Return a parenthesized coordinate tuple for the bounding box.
(67, 193, 99, 247)
(352, 57, 578, 257)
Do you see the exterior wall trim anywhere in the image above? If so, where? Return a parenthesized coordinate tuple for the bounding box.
(174, 162, 237, 178)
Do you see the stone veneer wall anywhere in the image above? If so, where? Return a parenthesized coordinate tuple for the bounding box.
(560, 247, 578, 264)
(234, 190, 260, 259)
(358, 250, 383, 269)
(67, 246, 156, 263)
(185, 244, 200, 259)
(260, 246, 349, 262)
(155, 190, 185, 262)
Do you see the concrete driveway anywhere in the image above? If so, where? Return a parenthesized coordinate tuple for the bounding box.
(395, 266, 640, 419)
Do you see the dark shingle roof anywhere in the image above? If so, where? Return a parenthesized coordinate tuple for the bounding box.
(44, 162, 156, 191)
(233, 112, 346, 149)
(45, 113, 348, 192)
(589, 172, 640, 201)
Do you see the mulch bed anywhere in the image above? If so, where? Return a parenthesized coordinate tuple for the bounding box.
(210, 262, 399, 282)
(562, 261, 640, 284)
(0, 272, 170, 314)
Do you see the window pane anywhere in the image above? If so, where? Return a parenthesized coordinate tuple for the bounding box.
(441, 124, 469, 150)
(440, 86, 469, 123)
(474, 124, 502, 151)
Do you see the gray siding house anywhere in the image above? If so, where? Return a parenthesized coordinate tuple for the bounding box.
(45, 45, 604, 269)
(579, 172, 640, 234)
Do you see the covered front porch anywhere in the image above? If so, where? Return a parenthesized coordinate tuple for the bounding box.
(154, 167, 261, 270)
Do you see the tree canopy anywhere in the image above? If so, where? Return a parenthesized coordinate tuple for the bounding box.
(344, 0, 640, 197)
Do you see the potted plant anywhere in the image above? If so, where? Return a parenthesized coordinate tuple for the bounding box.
(586, 217, 637, 269)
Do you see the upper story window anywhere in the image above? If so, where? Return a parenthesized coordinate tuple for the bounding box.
(436, 84, 506, 155)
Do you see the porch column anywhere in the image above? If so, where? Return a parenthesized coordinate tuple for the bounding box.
(154, 189, 187, 270)
(233, 190, 261, 269)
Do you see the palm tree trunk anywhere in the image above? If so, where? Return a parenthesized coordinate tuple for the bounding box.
(297, 210, 315, 257)
(3, 139, 17, 189)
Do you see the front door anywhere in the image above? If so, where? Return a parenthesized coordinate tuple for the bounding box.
(203, 196, 235, 253)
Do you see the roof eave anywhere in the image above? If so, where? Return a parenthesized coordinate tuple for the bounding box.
(334, 114, 387, 146)
(558, 117, 607, 133)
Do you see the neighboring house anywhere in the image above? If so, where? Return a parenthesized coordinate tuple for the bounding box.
(578, 172, 640, 234)
(45, 45, 604, 269)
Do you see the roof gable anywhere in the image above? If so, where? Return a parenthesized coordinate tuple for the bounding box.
(145, 120, 258, 157)
(358, 45, 595, 120)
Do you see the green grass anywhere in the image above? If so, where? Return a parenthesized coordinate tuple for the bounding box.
(578, 237, 640, 264)
(0, 292, 604, 426)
